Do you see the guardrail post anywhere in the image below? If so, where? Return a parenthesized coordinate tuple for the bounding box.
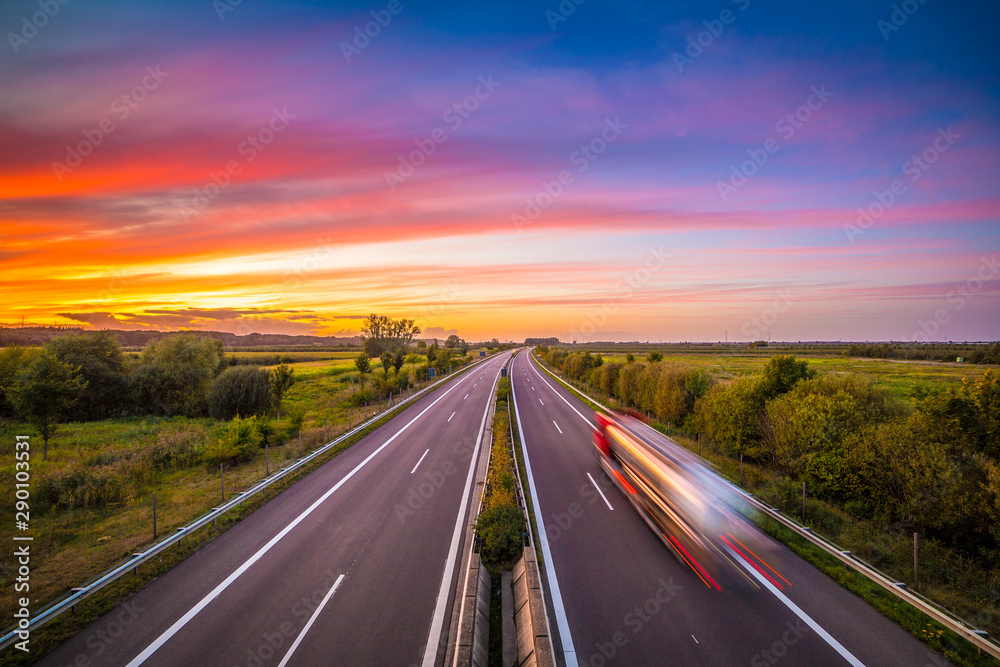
(914, 532, 919, 591)
(152, 493, 157, 539)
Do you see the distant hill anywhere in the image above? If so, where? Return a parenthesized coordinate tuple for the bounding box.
(0, 326, 360, 348)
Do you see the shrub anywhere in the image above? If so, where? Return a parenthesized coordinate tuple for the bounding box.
(209, 366, 272, 420)
(475, 504, 526, 565)
(204, 415, 262, 465)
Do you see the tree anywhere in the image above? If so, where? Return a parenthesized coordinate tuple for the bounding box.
(11, 349, 87, 460)
(0, 346, 28, 419)
(647, 351, 663, 363)
(128, 334, 225, 416)
(625, 352, 635, 364)
(355, 353, 371, 387)
(46, 331, 128, 420)
(209, 366, 273, 420)
(380, 351, 393, 379)
(361, 314, 421, 357)
(392, 349, 405, 375)
(759, 355, 815, 400)
(269, 364, 294, 421)
(445, 334, 461, 349)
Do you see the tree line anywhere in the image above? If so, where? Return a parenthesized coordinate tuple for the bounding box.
(0, 332, 296, 458)
(537, 346, 1000, 568)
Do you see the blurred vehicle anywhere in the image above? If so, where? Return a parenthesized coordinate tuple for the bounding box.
(593, 410, 759, 590)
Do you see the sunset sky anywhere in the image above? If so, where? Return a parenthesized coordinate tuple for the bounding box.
(1, 0, 998, 342)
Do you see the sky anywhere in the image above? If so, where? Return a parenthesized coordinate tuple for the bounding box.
(1, 0, 998, 343)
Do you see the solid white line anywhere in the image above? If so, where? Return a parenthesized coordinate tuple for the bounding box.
(125, 367, 477, 666)
(553, 421, 562, 434)
(692, 635, 698, 644)
(539, 398, 544, 405)
(411, 449, 430, 474)
(586, 473, 613, 510)
(528, 356, 596, 431)
(464, 393, 469, 399)
(421, 354, 509, 667)
(512, 354, 578, 667)
(276, 574, 345, 667)
(448, 411, 455, 422)
(725, 544, 866, 667)
(474, 383, 477, 387)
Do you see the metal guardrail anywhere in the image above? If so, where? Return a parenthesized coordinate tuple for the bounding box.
(0, 356, 496, 652)
(528, 351, 1000, 662)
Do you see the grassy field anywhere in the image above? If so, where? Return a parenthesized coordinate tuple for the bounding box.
(592, 352, 983, 400)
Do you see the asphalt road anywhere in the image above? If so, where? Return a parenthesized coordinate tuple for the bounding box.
(37, 351, 513, 667)
(510, 350, 947, 667)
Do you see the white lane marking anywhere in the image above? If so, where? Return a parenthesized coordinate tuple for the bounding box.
(553, 421, 562, 434)
(448, 411, 455, 422)
(126, 365, 478, 666)
(725, 544, 866, 667)
(511, 357, 578, 667)
(587, 473, 613, 510)
(692, 635, 698, 644)
(411, 449, 430, 474)
(276, 574, 345, 667)
(464, 393, 469, 399)
(422, 356, 509, 667)
(528, 355, 596, 431)
(531, 386, 535, 390)
(539, 398, 544, 405)
(474, 383, 477, 387)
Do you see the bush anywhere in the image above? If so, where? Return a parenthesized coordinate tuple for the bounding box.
(209, 366, 272, 420)
(475, 504, 526, 565)
(204, 415, 262, 465)
(128, 335, 225, 417)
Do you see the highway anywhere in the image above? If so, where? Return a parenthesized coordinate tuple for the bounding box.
(38, 351, 513, 667)
(510, 350, 946, 667)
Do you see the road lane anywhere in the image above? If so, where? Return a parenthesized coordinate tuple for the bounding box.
(512, 350, 943, 667)
(39, 352, 513, 667)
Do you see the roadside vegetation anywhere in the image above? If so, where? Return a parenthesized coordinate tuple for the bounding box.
(535, 345, 1000, 646)
(475, 377, 527, 571)
(0, 316, 492, 625)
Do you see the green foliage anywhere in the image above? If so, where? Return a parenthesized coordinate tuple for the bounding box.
(46, 332, 127, 421)
(759, 355, 816, 399)
(693, 375, 765, 455)
(208, 366, 272, 420)
(496, 377, 511, 403)
(361, 314, 420, 357)
(128, 335, 225, 417)
(625, 352, 635, 364)
(392, 349, 405, 374)
(269, 364, 294, 415)
(647, 351, 663, 363)
(204, 415, 263, 465)
(11, 349, 87, 456)
(380, 351, 393, 378)
(475, 504, 525, 565)
(0, 346, 28, 418)
(354, 353, 371, 386)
